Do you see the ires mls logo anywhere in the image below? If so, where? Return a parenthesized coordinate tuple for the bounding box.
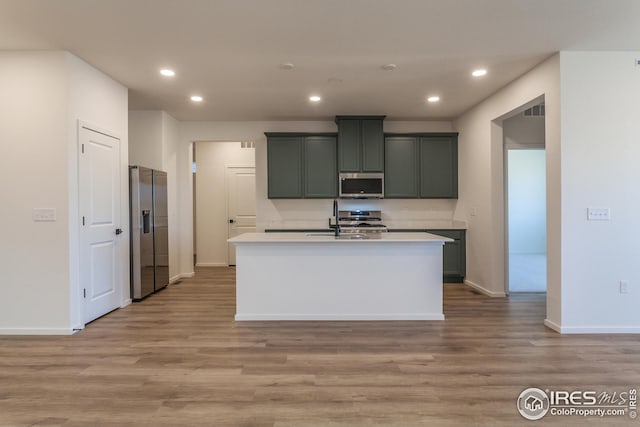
(518, 388, 550, 420)
(517, 387, 637, 420)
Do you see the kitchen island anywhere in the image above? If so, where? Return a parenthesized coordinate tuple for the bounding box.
(228, 232, 452, 321)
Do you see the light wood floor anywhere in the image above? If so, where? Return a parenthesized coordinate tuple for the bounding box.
(1, 267, 639, 426)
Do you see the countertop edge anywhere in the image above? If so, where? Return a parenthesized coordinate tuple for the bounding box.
(229, 232, 453, 244)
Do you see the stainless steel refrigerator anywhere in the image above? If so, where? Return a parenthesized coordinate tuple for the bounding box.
(129, 166, 169, 300)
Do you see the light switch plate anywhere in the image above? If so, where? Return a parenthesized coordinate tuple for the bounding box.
(33, 208, 57, 222)
(587, 207, 610, 221)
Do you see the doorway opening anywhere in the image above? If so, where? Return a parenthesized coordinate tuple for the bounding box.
(503, 103, 547, 293)
(192, 141, 256, 268)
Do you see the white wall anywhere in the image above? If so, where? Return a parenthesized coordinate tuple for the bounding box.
(194, 142, 255, 266)
(0, 52, 70, 333)
(559, 51, 640, 332)
(66, 53, 129, 328)
(128, 111, 163, 169)
(453, 55, 561, 323)
(504, 114, 545, 147)
(0, 51, 128, 334)
(161, 112, 180, 280)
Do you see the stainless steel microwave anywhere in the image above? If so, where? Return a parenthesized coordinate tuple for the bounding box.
(339, 173, 384, 198)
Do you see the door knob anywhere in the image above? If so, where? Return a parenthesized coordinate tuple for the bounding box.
(115, 228, 123, 235)
(229, 219, 235, 224)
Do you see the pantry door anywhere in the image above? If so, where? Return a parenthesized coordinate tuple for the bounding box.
(226, 167, 256, 265)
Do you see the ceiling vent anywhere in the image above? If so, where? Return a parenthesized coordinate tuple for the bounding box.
(524, 104, 545, 117)
(241, 141, 255, 149)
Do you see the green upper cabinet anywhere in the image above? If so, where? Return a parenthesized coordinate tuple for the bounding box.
(267, 135, 304, 198)
(266, 133, 337, 199)
(419, 135, 458, 198)
(336, 119, 360, 172)
(384, 136, 419, 198)
(336, 116, 385, 172)
(361, 119, 384, 172)
(304, 136, 337, 198)
(385, 133, 458, 199)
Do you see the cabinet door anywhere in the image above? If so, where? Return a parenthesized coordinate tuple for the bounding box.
(361, 119, 384, 172)
(384, 137, 419, 198)
(337, 119, 360, 172)
(304, 136, 337, 198)
(427, 229, 466, 282)
(267, 136, 303, 198)
(419, 136, 458, 198)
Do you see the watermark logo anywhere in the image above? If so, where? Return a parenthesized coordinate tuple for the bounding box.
(517, 387, 637, 420)
(517, 388, 550, 420)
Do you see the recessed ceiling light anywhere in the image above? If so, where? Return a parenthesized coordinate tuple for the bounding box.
(278, 62, 295, 70)
(427, 96, 440, 103)
(472, 69, 487, 77)
(381, 63, 397, 71)
(309, 95, 321, 102)
(190, 95, 203, 102)
(160, 69, 175, 77)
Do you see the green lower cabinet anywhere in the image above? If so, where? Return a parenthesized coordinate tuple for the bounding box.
(266, 133, 337, 199)
(428, 229, 466, 283)
(388, 229, 466, 282)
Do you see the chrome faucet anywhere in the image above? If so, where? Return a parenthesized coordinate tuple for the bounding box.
(332, 199, 341, 236)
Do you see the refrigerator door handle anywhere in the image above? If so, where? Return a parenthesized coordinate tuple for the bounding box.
(142, 210, 151, 234)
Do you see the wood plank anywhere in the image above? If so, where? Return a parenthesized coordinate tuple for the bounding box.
(0, 266, 638, 426)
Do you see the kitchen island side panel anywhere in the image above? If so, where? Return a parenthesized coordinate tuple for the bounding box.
(234, 241, 444, 320)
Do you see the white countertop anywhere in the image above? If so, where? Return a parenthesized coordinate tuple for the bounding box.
(384, 220, 467, 230)
(264, 220, 467, 230)
(229, 232, 453, 243)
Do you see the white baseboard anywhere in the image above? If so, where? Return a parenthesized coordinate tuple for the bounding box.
(121, 299, 132, 308)
(0, 328, 77, 335)
(195, 262, 228, 267)
(544, 319, 640, 334)
(235, 313, 445, 321)
(170, 272, 195, 283)
(464, 279, 506, 297)
(543, 319, 562, 333)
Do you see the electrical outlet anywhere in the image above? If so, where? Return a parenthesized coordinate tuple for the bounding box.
(620, 280, 629, 294)
(587, 207, 610, 221)
(470, 207, 478, 217)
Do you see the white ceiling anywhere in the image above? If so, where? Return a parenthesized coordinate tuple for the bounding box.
(1, 0, 639, 121)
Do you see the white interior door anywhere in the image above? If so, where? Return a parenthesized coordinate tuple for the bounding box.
(79, 126, 122, 323)
(227, 167, 256, 265)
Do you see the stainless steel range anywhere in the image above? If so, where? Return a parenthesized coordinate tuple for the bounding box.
(337, 210, 388, 233)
